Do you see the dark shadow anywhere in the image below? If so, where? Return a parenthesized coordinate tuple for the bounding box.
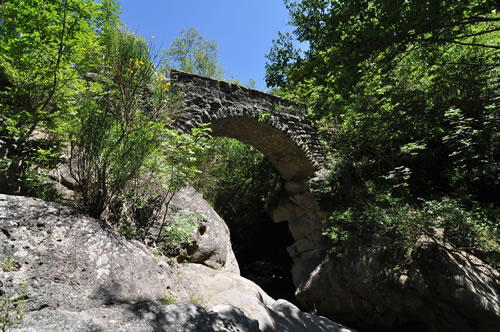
(230, 211, 299, 307)
(126, 301, 259, 332)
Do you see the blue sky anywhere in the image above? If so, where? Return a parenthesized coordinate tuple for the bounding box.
(118, 0, 294, 91)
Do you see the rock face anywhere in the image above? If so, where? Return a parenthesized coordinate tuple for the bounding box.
(0, 194, 189, 311)
(180, 263, 353, 332)
(0, 194, 354, 332)
(167, 186, 239, 274)
(294, 235, 500, 332)
(14, 303, 261, 332)
(49, 160, 239, 274)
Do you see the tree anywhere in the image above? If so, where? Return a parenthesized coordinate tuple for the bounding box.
(266, 0, 499, 115)
(266, 0, 499, 267)
(193, 137, 281, 226)
(0, 0, 120, 194)
(160, 26, 224, 79)
(68, 27, 166, 217)
(0, 1, 214, 255)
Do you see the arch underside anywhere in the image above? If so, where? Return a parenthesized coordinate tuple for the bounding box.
(210, 117, 316, 181)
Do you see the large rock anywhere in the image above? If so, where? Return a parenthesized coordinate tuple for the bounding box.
(181, 263, 354, 332)
(12, 303, 261, 332)
(167, 186, 239, 274)
(0, 194, 190, 312)
(0, 194, 353, 332)
(49, 161, 240, 274)
(293, 235, 500, 332)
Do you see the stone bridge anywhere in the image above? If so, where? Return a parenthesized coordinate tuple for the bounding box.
(171, 69, 330, 295)
(170, 69, 324, 181)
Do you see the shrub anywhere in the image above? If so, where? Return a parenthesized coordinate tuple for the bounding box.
(161, 210, 206, 257)
(323, 194, 500, 269)
(161, 295, 177, 305)
(67, 29, 166, 218)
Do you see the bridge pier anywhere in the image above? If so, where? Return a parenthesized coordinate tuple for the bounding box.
(269, 176, 330, 299)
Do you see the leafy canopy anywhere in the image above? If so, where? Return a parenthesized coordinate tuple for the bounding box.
(160, 26, 224, 79)
(0, 0, 120, 193)
(266, 0, 500, 267)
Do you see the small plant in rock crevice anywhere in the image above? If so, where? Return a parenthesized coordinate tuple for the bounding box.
(160, 210, 207, 258)
(1, 284, 27, 332)
(161, 295, 177, 305)
(1, 257, 19, 272)
(188, 292, 205, 307)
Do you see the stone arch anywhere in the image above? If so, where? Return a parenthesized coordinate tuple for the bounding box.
(171, 70, 329, 281)
(170, 69, 323, 181)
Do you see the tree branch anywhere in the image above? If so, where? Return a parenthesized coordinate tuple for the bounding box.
(29, 0, 69, 135)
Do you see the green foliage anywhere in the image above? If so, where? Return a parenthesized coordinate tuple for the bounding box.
(0, 0, 118, 194)
(193, 137, 281, 227)
(161, 210, 206, 257)
(188, 293, 205, 306)
(136, 124, 212, 242)
(323, 194, 499, 268)
(1, 257, 19, 272)
(67, 26, 176, 217)
(1, 284, 27, 332)
(161, 295, 177, 305)
(0, 1, 217, 259)
(228, 75, 257, 89)
(258, 105, 283, 122)
(266, 0, 499, 103)
(21, 168, 62, 202)
(148, 125, 212, 196)
(268, 0, 500, 269)
(98, 121, 211, 245)
(160, 26, 224, 79)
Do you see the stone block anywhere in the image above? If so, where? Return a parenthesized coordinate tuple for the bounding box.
(290, 192, 319, 210)
(284, 178, 309, 194)
(270, 195, 308, 223)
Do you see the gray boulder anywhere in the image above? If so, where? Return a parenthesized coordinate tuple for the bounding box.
(0, 194, 189, 312)
(0, 194, 353, 332)
(293, 235, 500, 332)
(180, 263, 355, 332)
(49, 161, 240, 274)
(167, 186, 239, 274)
(12, 303, 260, 332)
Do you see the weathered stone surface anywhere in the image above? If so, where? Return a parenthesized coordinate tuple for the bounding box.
(289, 192, 319, 210)
(180, 263, 356, 332)
(171, 69, 324, 181)
(12, 303, 261, 332)
(48, 161, 240, 275)
(0, 194, 354, 332)
(166, 186, 239, 274)
(270, 300, 354, 332)
(269, 193, 309, 223)
(293, 235, 500, 332)
(0, 194, 189, 312)
(284, 178, 309, 194)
